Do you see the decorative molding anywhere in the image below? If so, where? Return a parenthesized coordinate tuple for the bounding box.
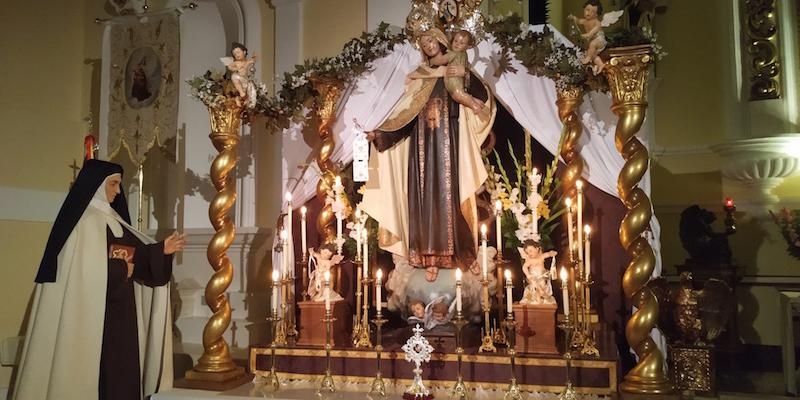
(742, 0, 782, 100)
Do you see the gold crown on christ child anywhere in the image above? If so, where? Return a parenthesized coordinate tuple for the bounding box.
(406, 0, 487, 45)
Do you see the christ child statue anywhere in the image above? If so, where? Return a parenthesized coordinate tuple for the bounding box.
(408, 30, 488, 119)
(307, 245, 344, 302)
(518, 240, 558, 305)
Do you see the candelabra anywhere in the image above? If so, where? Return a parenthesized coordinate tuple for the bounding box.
(273, 301, 288, 346)
(558, 318, 577, 400)
(263, 312, 282, 391)
(450, 312, 469, 399)
(370, 309, 388, 397)
(319, 304, 336, 394)
(479, 277, 497, 353)
(356, 276, 374, 348)
(352, 261, 364, 345)
(503, 313, 523, 399)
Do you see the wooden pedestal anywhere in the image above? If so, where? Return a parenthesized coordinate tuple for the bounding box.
(296, 300, 351, 347)
(513, 303, 558, 354)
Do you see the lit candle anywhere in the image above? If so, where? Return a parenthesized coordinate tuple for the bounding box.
(584, 225, 592, 279)
(455, 268, 463, 313)
(300, 206, 307, 258)
(324, 270, 331, 311)
(560, 267, 570, 316)
(576, 180, 584, 263)
(363, 229, 369, 278)
(505, 269, 513, 313)
(334, 177, 343, 254)
(271, 269, 280, 314)
(480, 224, 488, 279)
(584, 225, 592, 311)
(495, 199, 503, 258)
(565, 197, 574, 259)
(280, 229, 288, 277)
(355, 208, 362, 260)
(376, 269, 383, 313)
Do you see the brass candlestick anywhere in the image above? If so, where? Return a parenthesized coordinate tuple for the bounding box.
(356, 276, 374, 348)
(319, 307, 336, 394)
(493, 260, 508, 346)
(299, 257, 309, 301)
(284, 275, 298, 338)
(352, 261, 363, 345)
(263, 312, 282, 391)
(370, 310, 387, 397)
(450, 312, 469, 399)
(558, 318, 577, 400)
(503, 297, 522, 399)
(479, 277, 497, 353)
(273, 301, 288, 346)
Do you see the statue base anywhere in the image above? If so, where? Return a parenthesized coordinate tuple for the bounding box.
(176, 366, 251, 391)
(513, 303, 558, 354)
(669, 344, 715, 396)
(297, 300, 351, 347)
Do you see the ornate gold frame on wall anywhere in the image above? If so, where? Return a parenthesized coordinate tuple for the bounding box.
(742, 0, 782, 100)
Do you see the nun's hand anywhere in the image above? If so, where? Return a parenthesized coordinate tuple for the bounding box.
(164, 232, 187, 255)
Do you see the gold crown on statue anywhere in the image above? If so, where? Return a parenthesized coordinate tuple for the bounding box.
(406, 0, 487, 44)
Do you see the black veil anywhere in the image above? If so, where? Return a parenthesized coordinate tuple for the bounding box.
(35, 159, 131, 283)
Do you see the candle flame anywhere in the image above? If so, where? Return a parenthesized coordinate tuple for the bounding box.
(285, 191, 292, 202)
(480, 224, 487, 235)
(300, 206, 307, 216)
(576, 180, 584, 190)
(504, 269, 511, 281)
(565, 197, 572, 207)
(584, 225, 591, 236)
(495, 199, 502, 211)
(376, 268, 383, 281)
(455, 268, 462, 281)
(272, 269, 280, 282)
(560, 267, 568, 282)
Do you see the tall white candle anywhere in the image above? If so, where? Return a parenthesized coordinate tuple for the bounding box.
(376, 269, 383, 313)
(560, 267, 570, 316)
(565, 197, 574, 259)
(271, 269, 280, 314)
(495, 200, 503, 258)
(280, 229, 288, 277)
(300, 206, 307, 258)
(334, 176, 343, 254)
(531, 169, 540, 235)
(355, 208, 362, 260)
(324, 270, 331, 311)
(480, 224, 488, 279)
(455, 268, 463, 313)
(505, 269, 513, 312)
(584, 225, 592, 278)
(363, 229, 369, 278)
(576, 180, 584, 263)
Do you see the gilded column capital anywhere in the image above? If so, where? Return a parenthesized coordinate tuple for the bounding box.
(604, 45, 653, 107)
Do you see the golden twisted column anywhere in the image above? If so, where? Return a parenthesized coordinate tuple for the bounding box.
(604, 45, 669, 394)
(312, 77, 346, 244)
(556, 85, 585, 200)
(185, 98, 246, 385)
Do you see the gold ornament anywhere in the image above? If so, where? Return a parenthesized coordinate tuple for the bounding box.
(604, 44, 671, 394)
(185, 98, 245, 382)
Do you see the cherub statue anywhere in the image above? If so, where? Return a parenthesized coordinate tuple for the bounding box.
(408, 29, 488, 120)
(568, 0, 624, 75)
(518, 240, 558, 305)
(220, 42, 258, 108)
(406, 296, 455, 330)
(307, 244, 344, 302)
(408, 299, 426, 324)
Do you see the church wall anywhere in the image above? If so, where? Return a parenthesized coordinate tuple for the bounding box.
(0, 0, 94, 391)
(302, 0, 367, 59)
